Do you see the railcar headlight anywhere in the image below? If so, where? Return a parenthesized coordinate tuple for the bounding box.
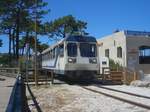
(89, 58, 97, 64)
(68, 58, 76, 63)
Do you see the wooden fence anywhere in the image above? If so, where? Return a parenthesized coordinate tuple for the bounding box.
(0, 68, 20, 78)
(122, 68, 139, 85)
(102, 67, 139, 85)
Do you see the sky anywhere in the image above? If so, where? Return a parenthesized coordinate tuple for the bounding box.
(0, 0, 150, 53)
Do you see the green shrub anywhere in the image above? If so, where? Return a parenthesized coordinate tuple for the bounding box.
(109, 59, 123, 71)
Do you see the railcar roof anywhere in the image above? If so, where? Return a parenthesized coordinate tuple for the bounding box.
(65, 35, 97, 42)
(42, 38, 64, 54)
(42, 35, 96, 54)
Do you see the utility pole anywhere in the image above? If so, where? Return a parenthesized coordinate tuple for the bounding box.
(34, 0, 38, 86)
(25, 43, 29, 84)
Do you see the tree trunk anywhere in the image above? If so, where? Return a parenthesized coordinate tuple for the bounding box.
(22, 47, 25, 56)
(12, 29, 16, 58)
(8, 28, 12, 67)
(28, 36, 31, 60)
(16, 8, 20, 64)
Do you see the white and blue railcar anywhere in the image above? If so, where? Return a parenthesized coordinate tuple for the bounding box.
(41, 35, 99, 79)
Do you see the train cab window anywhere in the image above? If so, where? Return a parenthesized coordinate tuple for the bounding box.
(80, 43, 96, 57)
(59, 44, 64, 57)
(67, 43, 77, 57)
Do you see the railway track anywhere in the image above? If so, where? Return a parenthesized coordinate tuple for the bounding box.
(82, 86, 150, 110)
(3, 72, 150, 110)
(95, 85, 150, 99)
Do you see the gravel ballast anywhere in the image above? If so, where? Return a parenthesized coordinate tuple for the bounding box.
(28, 84, 150, 112)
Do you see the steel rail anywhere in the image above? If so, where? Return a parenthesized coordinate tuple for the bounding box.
(95, 85, 150, 99)
(82, 86, 150, 110)
(26, 84, 42, 112)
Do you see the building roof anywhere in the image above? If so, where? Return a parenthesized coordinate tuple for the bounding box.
(124, 30, 150, 37)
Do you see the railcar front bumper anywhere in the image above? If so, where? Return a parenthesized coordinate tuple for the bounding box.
(65, 63, 99, 71)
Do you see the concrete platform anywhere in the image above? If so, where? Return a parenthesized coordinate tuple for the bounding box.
(0, 75, 16, 112)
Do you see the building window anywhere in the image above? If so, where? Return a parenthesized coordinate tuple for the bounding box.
(139, 46, 150, 64)
(114, 40, 116, 46)
(117, 47, 122, 58)
(105, 49, 109, 58)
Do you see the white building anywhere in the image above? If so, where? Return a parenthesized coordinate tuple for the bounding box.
(97, 30, 150, 74)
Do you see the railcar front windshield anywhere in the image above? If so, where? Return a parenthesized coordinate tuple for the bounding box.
(67, 43, 77, 57)
(80, 43, 97, 57)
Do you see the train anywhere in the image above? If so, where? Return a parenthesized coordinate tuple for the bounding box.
(38, 35, 109, 79)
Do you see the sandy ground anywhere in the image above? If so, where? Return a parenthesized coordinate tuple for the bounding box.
(27, 84, 150, 112)
(0, 75, 16, 112)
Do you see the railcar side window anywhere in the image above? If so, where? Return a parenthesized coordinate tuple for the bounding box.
(80, 43, 96, 57)
(67, 43, 77, 57)
(55, 47, 59, 56)
(42, 54, 44, 60)
(48, 51, 50, 59)
(46, 52, 48, 60)
(43, 54, 45, 60)
(50, 50, 52, 59)
(59, 44, 64, 57)
(52, 48, 55, 59)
